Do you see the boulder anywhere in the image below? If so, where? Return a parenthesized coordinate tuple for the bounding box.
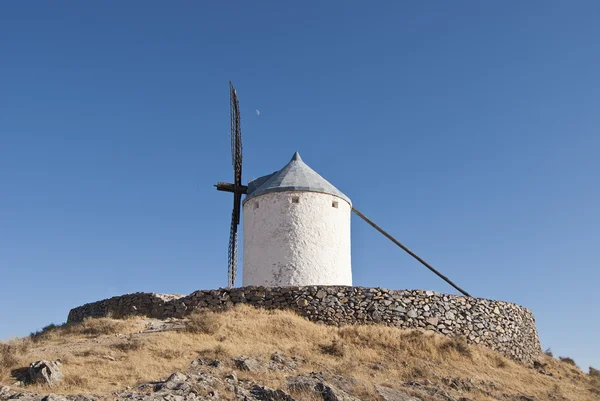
(28, 361, 63, 386)
(41, 395, 68, 401)
(286, 373, 360, 401)
(154, 372, 188, 392)
(233, 357, 265, 373)
(249, 385, 296, 401)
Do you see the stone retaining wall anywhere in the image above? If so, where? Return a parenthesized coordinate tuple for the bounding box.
(67, 286, 541, 364)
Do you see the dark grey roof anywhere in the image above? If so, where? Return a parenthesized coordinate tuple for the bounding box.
(243, 152, 351, 205)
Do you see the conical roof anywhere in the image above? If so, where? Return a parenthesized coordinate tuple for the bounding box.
(244, 152, 351, 205)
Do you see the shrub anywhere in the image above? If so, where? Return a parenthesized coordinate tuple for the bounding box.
(30, 323, 61, 342)
(494, 355, 507, 368)
(559, 356, 577, 366)
(440, 336, 472, 358)
(112, 337, 144, 352)
(319, 340, 346, 357)
(0, 343, 20, 376)
(185, 311, 221, 335)
(544, 348, 553, 357)
(589, 369, 600, 396)
(80, 318, 128, 336)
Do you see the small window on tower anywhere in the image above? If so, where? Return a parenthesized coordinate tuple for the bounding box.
(254, 201, 259, 210)
(292, 196, 300, 204)
(332, 200, 339, 208)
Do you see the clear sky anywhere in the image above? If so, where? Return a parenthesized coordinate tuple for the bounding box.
(1, 1, 598, 371)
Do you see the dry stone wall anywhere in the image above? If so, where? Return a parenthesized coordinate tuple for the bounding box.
(67, 286, 541, 364)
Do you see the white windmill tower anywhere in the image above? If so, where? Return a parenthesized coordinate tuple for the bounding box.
(242, 151, 352, 286)
(215, 82, 472, 296)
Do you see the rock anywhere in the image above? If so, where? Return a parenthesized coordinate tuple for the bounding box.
(316, 290, 327, 299)
(426, 317, 439, 326)
(271, 352, 286, 364)
(287, 373, 360, 401)
(208, 359, 221, 368)
(28, 360, 63, 386)
(102, 355, 116, 361)
(249, 385, 296, 401)
(42, 395, 68, 401)
(376, 385, 422, 401)
(445, 311, 455, 320)
(296, 299, 309, 307)
(155, 372, 188, 391)
(234, 357, 265, 373)
(407, 310, 418, 318)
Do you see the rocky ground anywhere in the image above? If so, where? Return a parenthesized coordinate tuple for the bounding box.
(1, 305, 598, 401)
(0, 355, 560, 401)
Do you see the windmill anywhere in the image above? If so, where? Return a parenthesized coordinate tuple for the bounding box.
(215, 82, 472, 297)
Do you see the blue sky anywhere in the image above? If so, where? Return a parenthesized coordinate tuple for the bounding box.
(1, 1, 598, 370)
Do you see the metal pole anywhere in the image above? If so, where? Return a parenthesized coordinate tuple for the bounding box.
(352, 207, 472, 297)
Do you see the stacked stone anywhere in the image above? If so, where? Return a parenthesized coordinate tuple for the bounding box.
(67, 286, 541, 365)
(66, 293, 182, 322)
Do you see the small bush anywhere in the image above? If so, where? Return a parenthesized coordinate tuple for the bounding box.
(589, 367, 600, 377)
(494, 355, 507, 368)
(63, 375, 90, 388)
(30, 323, 62, 342)
(213, 344, 228, 358)
(0, 343, 20, 373)
(319, 340, 346, 357)
(80, 318, 128, 336)
(185, 311, 220, 335)
(112, 337, 144, 352)
(559, 356, 577, 366)
(154, 349, 185, 360)
(544, 348, 554, 357)
(411, 365, 427, 378)
(440, 336, 472, 358)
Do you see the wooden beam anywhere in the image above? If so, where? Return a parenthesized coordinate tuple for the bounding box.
(352, 207, 472, 297)
(215, 182, 248, 194)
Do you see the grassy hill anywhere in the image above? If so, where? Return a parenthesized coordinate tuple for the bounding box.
(1, 305, 599, 400)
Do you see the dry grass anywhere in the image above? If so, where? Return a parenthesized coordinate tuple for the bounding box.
(589, 367, 600, 396)
(559, 356, 577, 366)
(319, 340, 346, 357)
(184, 310, 220, 335)
(29, 318, 138, 345)
(0, 305, 598, 401)
(0, 343, 20, 375)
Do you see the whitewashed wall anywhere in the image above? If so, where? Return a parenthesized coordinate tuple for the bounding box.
(242, 191, 352, 287)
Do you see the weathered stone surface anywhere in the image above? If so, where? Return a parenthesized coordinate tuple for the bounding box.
(41, 395, 68, 401)
(67, 286, 542, 365)
(286, 373, 359, 401)
(249, 385, 296, 401)
(233, 357, 264, 373)
(155, 372, 188, 391)
(28, 361, 63, 386)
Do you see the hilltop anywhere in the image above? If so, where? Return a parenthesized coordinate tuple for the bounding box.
(1, 305, 599, 401)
